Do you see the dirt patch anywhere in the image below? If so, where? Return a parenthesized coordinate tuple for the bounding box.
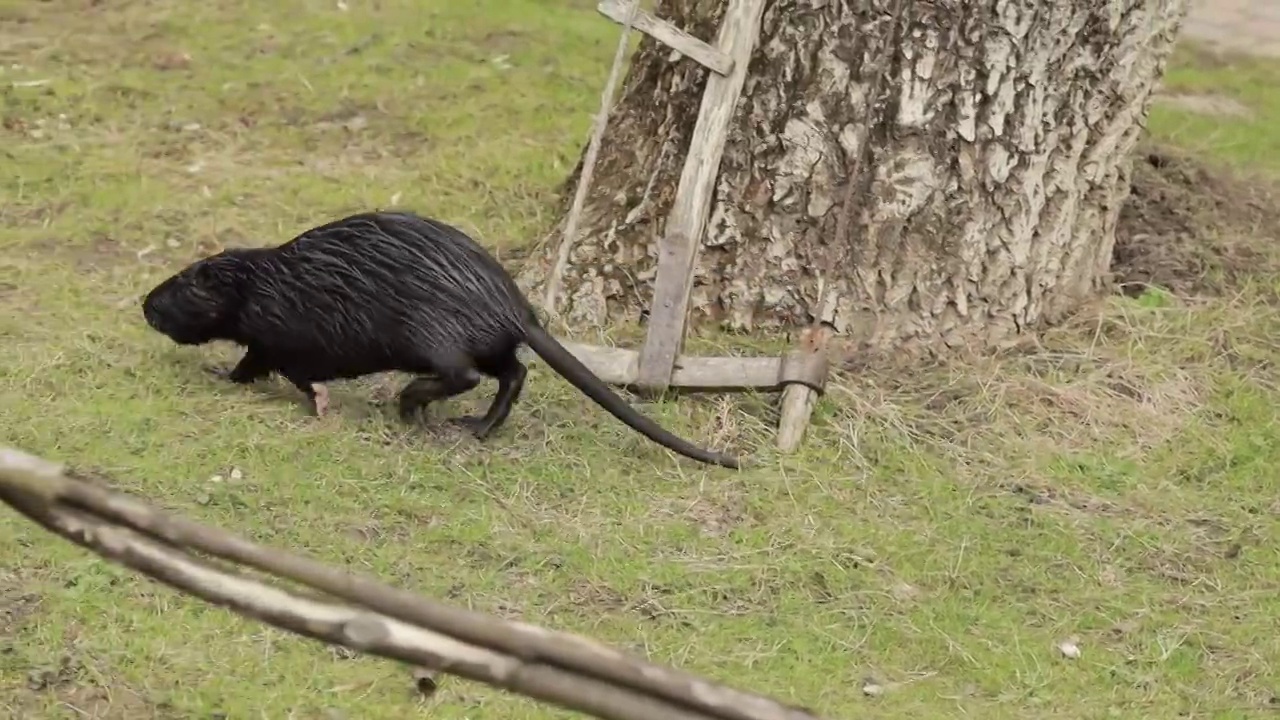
(684, 493, 749, 537)
(477, 28, 531, 55)
(0, 586, 41, 640)
(26, 234, 137, 272)
(1003, 480, 1122, 518)
(6, 633, 177, 719)
(17, 675, 173, 719)
(1111, 146, 1279, 297)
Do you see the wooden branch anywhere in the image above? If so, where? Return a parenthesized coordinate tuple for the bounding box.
(635, 0, 768, 393)
(543, 0, 639, 314)
(0, 446, 825, 720)
(596, 0, 733, 76)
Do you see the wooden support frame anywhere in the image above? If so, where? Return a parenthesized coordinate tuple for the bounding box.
(631, 0, 766, 393)
(543, 0, 832, 455)
(596, 0, 734, 76)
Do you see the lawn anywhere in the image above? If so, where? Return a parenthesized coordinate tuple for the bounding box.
(2, 1, 1278, 718)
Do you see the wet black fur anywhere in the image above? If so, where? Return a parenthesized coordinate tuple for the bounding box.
(142, 210, 741, 469)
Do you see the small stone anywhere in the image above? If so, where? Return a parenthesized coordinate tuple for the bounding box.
(1058, 638, 1081, 659)
(229, 467, 243, 481)
(209, 475, 224, 484)
(330, 646, 358, 660)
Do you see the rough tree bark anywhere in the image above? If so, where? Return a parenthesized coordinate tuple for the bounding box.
(517, 0, 1190, 356)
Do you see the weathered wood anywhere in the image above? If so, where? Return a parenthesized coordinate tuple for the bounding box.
(559, 341, 641, 386)
(634, 0, 767, 394)
(596, 0, 733, 76)
(670, 355, 779, 392)
(557, 341, 782, 392)
(776, 348, 828, 393)
(776, 293, 839, 453)
(0, 446, 830, 720)
(775, 326, 834, 453)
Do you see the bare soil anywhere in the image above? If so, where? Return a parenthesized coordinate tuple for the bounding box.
(1111, 144, 1279, 297)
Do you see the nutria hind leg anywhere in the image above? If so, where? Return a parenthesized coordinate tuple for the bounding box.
(450, 349, 527, 440)
(397, 375, 445, 422)
(396, 358, 484, 424)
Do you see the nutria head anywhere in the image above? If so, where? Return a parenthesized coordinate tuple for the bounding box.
(142, 251, 254, 345)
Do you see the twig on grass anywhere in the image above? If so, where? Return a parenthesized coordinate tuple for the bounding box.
(0, 445, 826, 720)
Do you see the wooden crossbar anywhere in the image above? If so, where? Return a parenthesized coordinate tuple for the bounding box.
(596, 0, 734, 75)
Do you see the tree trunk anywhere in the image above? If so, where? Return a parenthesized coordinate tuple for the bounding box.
(517, 0, 1190, 356)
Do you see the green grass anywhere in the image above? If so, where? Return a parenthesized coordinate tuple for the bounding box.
(1149, 44, 1280, 175)
(2, 3, 1279, 718)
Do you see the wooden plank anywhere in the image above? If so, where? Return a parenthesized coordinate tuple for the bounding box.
(596, 0, 733, 76)
(556, 341, 782, 391)
(670, 355, 778, 391)
(634, 0, 767, 393)
(557, 341, 639, 386)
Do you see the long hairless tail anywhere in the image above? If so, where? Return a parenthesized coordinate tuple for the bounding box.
(524, 325, 742, 470)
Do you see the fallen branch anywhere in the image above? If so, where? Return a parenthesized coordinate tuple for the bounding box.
(0, 446, 826, 720)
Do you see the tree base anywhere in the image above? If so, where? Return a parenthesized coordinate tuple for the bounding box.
(520, 0, 1192, 358)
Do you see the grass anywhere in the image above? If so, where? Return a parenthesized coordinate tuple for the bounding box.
(2, 2, 1279, 718)
(1148, 44, 1280, 175)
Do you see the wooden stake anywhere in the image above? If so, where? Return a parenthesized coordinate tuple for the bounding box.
(776, 293, 839, 453)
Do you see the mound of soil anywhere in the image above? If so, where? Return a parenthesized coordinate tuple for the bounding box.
(1112, 146, 1278, 297)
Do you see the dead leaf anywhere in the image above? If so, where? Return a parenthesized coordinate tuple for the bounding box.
(153, 52, 192, 71)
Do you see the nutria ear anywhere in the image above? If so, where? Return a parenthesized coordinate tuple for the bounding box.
(190, 253, 243, 291)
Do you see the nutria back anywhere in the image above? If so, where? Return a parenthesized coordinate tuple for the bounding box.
(235, 211, 533, 377)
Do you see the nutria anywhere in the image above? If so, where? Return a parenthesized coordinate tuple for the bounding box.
(142, 210, 740, 469)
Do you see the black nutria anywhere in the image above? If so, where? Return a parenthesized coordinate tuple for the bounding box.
(142, 210, 741, 469)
